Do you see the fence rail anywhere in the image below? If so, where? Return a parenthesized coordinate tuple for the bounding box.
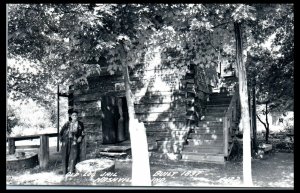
(223, 84, 241, 157)
(7, 133, 58, 169)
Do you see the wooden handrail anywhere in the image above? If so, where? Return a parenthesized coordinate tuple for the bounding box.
(7, 133, 58, 141)
(7, 133, 58, 169)
(223, 84, 240, 157)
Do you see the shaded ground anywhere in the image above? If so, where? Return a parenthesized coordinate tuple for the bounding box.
(6, 144, 293, 189)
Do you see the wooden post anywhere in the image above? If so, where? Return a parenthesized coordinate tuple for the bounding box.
(223, 117, 229, 156)
(8, 139, 16, 154)
(39, 135, 49, 169)
(57, 85, 60, 152)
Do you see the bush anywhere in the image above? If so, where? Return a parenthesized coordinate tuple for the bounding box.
(7, 98, 56, 136)
(283, 116, 294, 134)
(257, 136, 294, 153)
(7, 104, 20, 135)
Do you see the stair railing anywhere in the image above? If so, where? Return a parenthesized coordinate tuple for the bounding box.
(223, 84, 240, 157)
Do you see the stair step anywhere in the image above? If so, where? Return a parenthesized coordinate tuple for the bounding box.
(191, 129, 223, 135)
(205, 110, 228, 115)
(196, 125, 223, 129)
(201, 116, 224, 122)
(207, 101, 231, 106)
(210, 94, 232, 98)
(206, 104, 229, 108)
(156, 140, 186, 153)
(209, 97, 232, 102)
(210, 94, 232, 97)
(156, 140, 187, 144)
(206, 106, 228, 110)
(188, 133, 223, 140)
(205, 112, 226, 116)
(98, 146, 131, 153)
(210, 96, 232, 100)
(97, 152, 128, 158)
(149, 152, 169, 160)
(206, 108, 229, 112)
(198, 121, 223, 127)
(148, 142, 158, 151)
(184, 146, 224, 152)
(193, 125, 223, 129)
(187, 139, 224, 146)
(208, 97, 231, 101)
(183, 147, 224, 154)
(181, 152, 225, 164)
(185, 143, 224, 148)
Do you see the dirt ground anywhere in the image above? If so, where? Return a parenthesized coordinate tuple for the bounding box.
(6, 145, 294, 189)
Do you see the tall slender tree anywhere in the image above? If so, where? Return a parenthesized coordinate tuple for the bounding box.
(234, 21, 253, 186)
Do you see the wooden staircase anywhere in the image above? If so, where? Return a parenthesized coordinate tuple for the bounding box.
(96, 140, 131, 159)
(181, 92, 233, 164)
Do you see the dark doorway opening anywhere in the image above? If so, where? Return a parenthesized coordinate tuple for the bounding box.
(101, 96, 129, 144)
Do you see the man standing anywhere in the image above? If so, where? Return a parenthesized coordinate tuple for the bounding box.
(59, 110, 85, 175)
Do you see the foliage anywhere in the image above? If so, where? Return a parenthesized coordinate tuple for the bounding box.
(7, 4, 294, 108)
(7, 98, 58, 136)
(246, 4, 294, 112)
(6, 4, 220, 97)
(283, 116, 294, 132)
(7, 104, 20, 135)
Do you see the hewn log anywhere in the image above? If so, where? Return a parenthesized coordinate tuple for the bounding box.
(74, 101, 102, 109)
(85, 133, 103, 142)
(134, 94, 187, 104)
(78, 109, 103, 117)
(134, 90, 185, 97)
(80, 116, 102, 123)
(181, 79, 195, 84)
(15, 145, 40, 149)
(8, 139, 16, 154)
(84, 127, 102, 134)
(73, 93, 103, 102)
(6, 133, 57, 141)
(134, 103, 186, 114)
(39, 135, 49, 169)
(136, 112, 186, 122)
(87, 75, 124, 84)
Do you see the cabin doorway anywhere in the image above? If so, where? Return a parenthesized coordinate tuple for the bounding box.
(101, 96, 129, 144)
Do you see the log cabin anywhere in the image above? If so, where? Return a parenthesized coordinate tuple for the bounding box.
(65, 54, 241, 164)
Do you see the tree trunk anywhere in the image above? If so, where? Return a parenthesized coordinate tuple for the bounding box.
(256, 102, 270, 143)
(120, 42, 152, 186)
(265, 102, 269, 143)
(252, 80, 257, 153)
(234, 21, 253, 186)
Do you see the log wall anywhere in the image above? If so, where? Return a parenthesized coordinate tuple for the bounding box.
(69, 65, 209, 155)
